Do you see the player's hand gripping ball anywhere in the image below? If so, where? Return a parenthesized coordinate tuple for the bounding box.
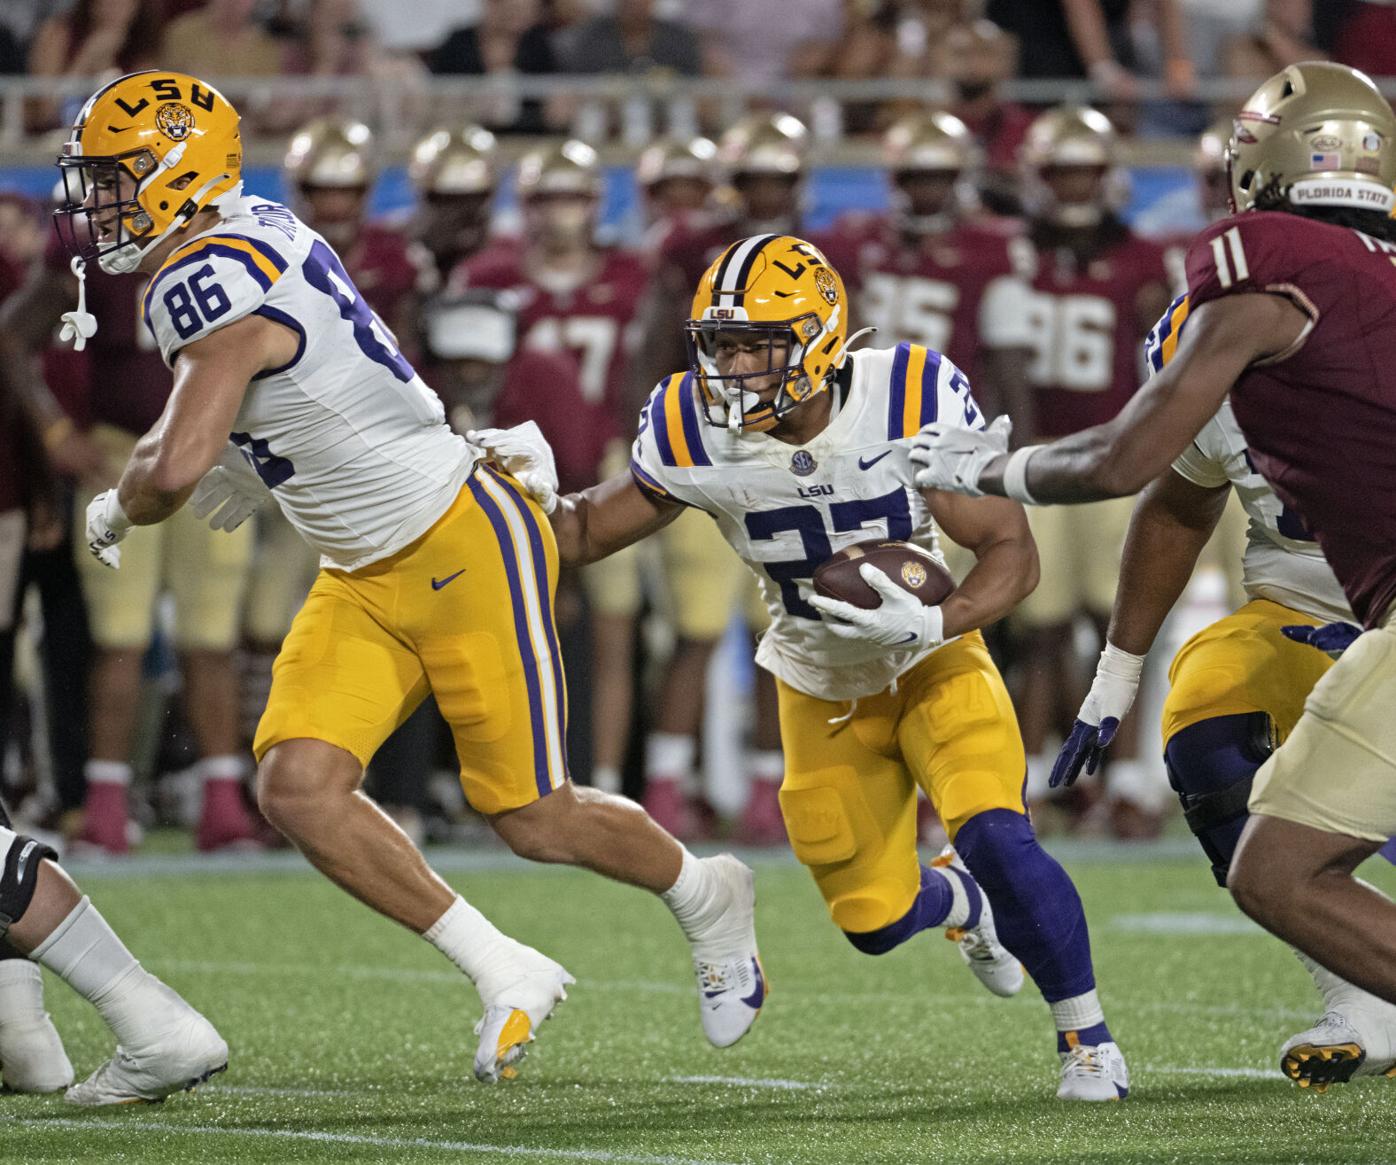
(809, 540, 955, 651)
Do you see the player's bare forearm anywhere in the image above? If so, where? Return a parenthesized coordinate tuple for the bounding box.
(927, 491, 1039, 638)
(980, 294, 1310, 504)
(550, 472, 682, 565)
(118, 312, 296, 523)
(1106, 471, 1229, 656)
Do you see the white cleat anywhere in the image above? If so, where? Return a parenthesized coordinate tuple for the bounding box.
(690, 855, 766, 1049)
(1057, 1041, 1130, 1101)
(65, 996, 227, 1106)
(1283, 951, 1396, 1091)
(472, 959, 575, 1084)
(932, 850, 1024, 998)
(0, 1013, 75, 1094)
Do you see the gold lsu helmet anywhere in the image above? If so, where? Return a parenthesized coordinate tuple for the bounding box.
(686, 234, 848, 433)
(283, 118, 375, 190)
(409, 124, 497, 197)
(55, 70, 241, 274)
(1229, 61, 1396, 216)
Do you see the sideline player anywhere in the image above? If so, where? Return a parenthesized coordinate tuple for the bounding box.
(491, 235, 1132, 1100)
(909, 61, 1396, 1045)
(57, 70, 765, 1081)
(1051, 294, 1396, 1086)
(0, 797, 226, 1102)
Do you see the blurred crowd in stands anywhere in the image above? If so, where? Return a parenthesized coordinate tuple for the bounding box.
(0, 0, 1389, 862)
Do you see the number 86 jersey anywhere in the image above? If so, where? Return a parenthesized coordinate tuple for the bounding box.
(143, 194, 474, 571)
(630, 342, 984, 701)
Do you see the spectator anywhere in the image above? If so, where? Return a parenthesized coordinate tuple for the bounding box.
(689, 0, 844, 87)
(0, 0, 74, 75)
(159, 0, 285, 80)
(560, 0, 701, 76)
(25, 0, 163, 132)
(1222, 2, 1321, 87)
(429, 0, 561, 135)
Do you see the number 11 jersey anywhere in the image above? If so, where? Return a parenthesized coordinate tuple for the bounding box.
(143, 194, 474, 571)
(630, 344, 984, 700)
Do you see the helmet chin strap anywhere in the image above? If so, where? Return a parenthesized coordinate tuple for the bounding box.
(831, 326, 876, 368)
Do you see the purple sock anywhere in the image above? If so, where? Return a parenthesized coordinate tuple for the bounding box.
(843, 863, 975, 955)
(1057, 1022, 1113, 1054)
(953, 808, 1097, 1003)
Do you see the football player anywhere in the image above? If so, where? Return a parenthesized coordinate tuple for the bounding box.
(636, 134, 718, 236)
(910, 61, 1396, 1065)
(406, 124, 499, 289)
(0, 797, 226, 1102)
(491, 235, 1132, 1100)
(1048, 293, 1396, 1087)
(1015, 105, 1173, 832)
(450, 138, 652, 803)
(58, 70, 765, 1084)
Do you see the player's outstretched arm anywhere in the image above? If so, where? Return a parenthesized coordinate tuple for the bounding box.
(923, 490, 1039, 639)
(118, 312, 298, 525)
(550, 473, 684, 566)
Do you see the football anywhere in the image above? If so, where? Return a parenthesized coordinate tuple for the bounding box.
(812, 539, 956, 610)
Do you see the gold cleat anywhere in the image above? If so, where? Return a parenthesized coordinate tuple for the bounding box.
(1281, 1042, 1365, 1092)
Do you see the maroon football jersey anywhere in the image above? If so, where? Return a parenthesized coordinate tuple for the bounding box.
(1186, 211, 1396, 627)
(1025, 227, 1169, 438)
(851, 215, 1032, 381)
(452, 243, 649, 429)
(42, 235, 173, 438)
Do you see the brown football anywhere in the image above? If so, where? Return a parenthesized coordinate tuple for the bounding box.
(812, 539, 956, 611)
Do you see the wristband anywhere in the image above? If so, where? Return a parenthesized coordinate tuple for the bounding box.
(1099, 641, 1145, 682)
(1002, 445, 1042, 505)
(102, 488, 132, 535)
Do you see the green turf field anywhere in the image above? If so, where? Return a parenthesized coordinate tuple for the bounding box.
(5, 841, 1396, 1164)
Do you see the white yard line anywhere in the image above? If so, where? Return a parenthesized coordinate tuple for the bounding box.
(8, 1118, 744, 1165)
(663, 1075, 825, 1091)
(1147, 1066, 1281, 1080)
(209, 1084, 358, 1099)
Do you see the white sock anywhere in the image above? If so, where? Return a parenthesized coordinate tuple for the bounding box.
(1050, 989, 1106, 1034)
(591, 764, 622, 795)
(199, 755, 244, 783)
(423, 895, 534, 1002)
(29, 896, 168, 1048)
(660, 849, 727, 947)
(646, 733, 695, 785)
(932, 866, 976, 929)
(0, 959, 47, 1024)
(84, 760, 131, 787)
(748, 750, 784, 783)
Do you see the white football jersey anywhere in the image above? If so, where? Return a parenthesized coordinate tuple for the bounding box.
(1148, 295, 1352, 624)
(631, 343, 985, 700)
(144, 194, 474, 571)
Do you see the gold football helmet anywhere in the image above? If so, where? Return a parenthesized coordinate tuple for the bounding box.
(1229, 61, 1396, 215)
(55, 70, 242, 274)
(515, 139, 603, 200)
(283, 118, 375, 190)
(636, 135, 718, 190)
(409, 125, 497, 197)
(1021, 105, 1120, 226)
(719, 113, 808, 177)
(883, 110, 976, 175)
(687, 235, 848, 432)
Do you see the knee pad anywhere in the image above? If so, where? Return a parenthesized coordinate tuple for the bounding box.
(0, 826, 57, 937)
(1164, 712, 1273, 887)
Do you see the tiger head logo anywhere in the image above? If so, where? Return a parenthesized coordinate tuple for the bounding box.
(901, 561, 928, 589)
(155, 102, 195, 142)
(813, 266, 839, 305)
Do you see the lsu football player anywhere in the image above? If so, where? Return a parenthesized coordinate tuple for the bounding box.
(490, 235, 1131, 1100)
(910, 61, 1396, 1053)
(56, 70, 766, 1083)
(1049, 293, 1396, 1089)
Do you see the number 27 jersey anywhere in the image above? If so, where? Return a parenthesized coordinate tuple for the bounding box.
(630, 344, 984, 700)
(143, 194, 473, 571)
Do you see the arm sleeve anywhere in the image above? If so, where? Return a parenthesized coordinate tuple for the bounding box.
(1170, 417, 1233, 489)
(144, 240, 276, 365)
(629, 379, 696, 508)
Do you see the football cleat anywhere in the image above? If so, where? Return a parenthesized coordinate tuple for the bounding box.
(0, 1013, 75, 1094)
(932, 849, 1024, 998)
(1285, 951, 1396, 1090)
(1057, 1040, 1129, 1101)
(689, 855, 766, 1048)
(65, 990, 227, 1106)
(472, 961, 575, 1084)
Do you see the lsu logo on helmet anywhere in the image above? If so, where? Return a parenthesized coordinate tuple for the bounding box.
(54, 70, 242, 275)
(686, 235, 849, 433)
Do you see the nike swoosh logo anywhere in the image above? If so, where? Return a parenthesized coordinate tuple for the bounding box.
(431, 569, 466, 591)
(858, 450, 892, 470)
(895, 633, 919, 645)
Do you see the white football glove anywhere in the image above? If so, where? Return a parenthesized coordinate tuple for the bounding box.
(909, 414, 1013, 496)
(189, 445, 271, 532)
(468, 421, 559, 514)
(1049, 643, 1145, 788)
(84, 489, 131, 570)
(808, 563, 945, 651)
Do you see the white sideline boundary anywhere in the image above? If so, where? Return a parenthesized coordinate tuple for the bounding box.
(7, 1118, 744, 1164)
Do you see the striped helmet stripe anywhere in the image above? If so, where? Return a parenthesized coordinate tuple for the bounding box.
(711, 233, 779, 309)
